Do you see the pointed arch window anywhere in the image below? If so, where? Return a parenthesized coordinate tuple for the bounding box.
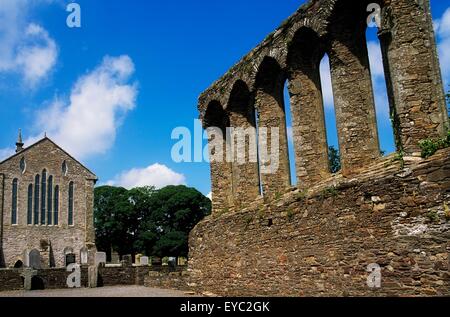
(54, 185, 59, 225)
(41, 169, 47, 225)
(11, 179, 18, 225)
(27, 184, 33, 225)
(34, 175, 40, 225)
(47, 176, 53, 225)
(68, 182, 74, 226)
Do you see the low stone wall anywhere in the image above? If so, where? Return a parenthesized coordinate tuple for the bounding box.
(188, 149, 450, 296)
(0, 265, 151, 292)
(144, 266, 189, 291)
(0, 269, 23, 292)
(97, 266, 150, 287)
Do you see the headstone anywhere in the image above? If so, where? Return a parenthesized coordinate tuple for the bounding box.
(168, 257, 177, 267)
(80, 248, 88, 265)
(65, 253, 76, 266)
(140, 256, 149, 266)
(121, 254, 132, 267)
(95, 252, 107, 267)
(152, 257, 162, 266)
(162, 257, 169, 266)
(29, 249, 41, 269)
(178, 257, 187, 266)
(111, 251, 120, 264)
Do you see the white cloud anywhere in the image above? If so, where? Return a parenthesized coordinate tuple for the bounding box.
(0, 147, 15, 162)
(107, 163, 186, 190)
(435, 8, 450, 87)
(206, 192, 212, 200)
(26, 55, 138, 159)
(0, 0, 58, 87)
(320, 55, 334, 109)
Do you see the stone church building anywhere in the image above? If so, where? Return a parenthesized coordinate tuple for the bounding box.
(0, 132, 97, 268)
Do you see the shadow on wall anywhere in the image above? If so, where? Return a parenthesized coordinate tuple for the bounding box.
(31, 276, 45, 290)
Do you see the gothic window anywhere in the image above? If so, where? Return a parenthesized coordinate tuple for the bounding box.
(68, 181, 74, 226)
(54, 185, 59, 225)
(20, 157, 26, 174)
(11, 178, 18, 225)
(41, 169, 47, 225)
(34, 175, 40, 225)
(27, 184, 33, 225)
(47, 176, 53, 225)
(62, 160, 68, 176)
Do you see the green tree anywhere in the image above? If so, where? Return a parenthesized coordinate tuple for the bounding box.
(94, 185, 211, 259)
(328, 146, 341, 174)
(141, 185, 211, 257)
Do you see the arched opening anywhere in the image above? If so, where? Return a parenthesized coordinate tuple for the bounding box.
(14, 260, 23, 268)
(320, 54, 341, 174)
(283, 82, 297, 185)
(204, 101, 234, 213)
(254, 56, 291, 197)
(366, 7, 396, 155)
(227, 80, 261, 208)
(327, 0, 381, 175)
(287, 27, 332, 188)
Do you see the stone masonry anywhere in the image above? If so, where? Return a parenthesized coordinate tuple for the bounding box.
(191, 0, 450, 296)
(198, 0, 448, 213)
(0, 136, 97, 268)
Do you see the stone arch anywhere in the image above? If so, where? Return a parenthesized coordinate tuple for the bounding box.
(325, 0, 381, 175)
(14, 260, 23, 268)
(63, 247, 76, 266)
(204, 101, 234, 213)
(254, 56, 291, 198)
(227, 80, 261, 207)
(286, 26, 331, 188)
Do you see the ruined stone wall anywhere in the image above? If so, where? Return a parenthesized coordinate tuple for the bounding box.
(0, 138, 97, 268)
(189, 149, 450, 296)
(199, 0, 448, 214)
(144, 266, 190, 291)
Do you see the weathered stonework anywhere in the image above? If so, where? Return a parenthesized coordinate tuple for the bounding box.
(193, 0, 449, 296)
(189, 149, 450, 296)
(0, 137, 97, 268)
(199, 0, 448, 214)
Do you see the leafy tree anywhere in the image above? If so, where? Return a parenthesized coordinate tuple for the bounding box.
(94, 185, 211, 259)
(142, 185, 211, 257)
(328, 146, 341, 173)
(94, 186, 134, 260)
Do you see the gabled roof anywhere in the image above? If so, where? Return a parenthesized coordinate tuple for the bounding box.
(0, 137, 97, 180)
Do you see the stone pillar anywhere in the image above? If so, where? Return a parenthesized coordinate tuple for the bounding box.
(379, 0, 448, 155)
(255, 78, 291, 198)
(206, 129, 234, 213)
(287, 30, 330, 188)
(228, 81, 261, 209)
(328, 12, 380, 176)
(204, 102, 234, 214)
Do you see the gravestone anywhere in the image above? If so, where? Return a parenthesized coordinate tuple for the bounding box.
(65, 253, 76, 266)
(168, 257, 177, 267)
(121, 254, 132, 267)
(178, 257, 187, 266)
(29, 249, 41, 269)
(88, 266, 98, 288)
(111, 251, 120, 264)
(152, 257, 162, 266)
(95, 252, 106, 267)
(140, 256, 149, 266)
(80, 248, 88, 265)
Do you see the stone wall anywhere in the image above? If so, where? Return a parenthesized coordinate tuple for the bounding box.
(0, 266, 152, 292)
(198, 0, 449, 215)
(144, 266, 190, 291)
(0, 138, 97, 268)
(188, 149, 450, 296)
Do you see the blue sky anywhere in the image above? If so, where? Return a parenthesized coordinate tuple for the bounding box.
(1, 0, 449, 197)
